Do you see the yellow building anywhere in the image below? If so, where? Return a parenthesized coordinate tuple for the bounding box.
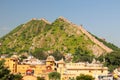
(0, 55, 108, 80)
(0, 55, 55, 80)
(56, 59, 108, 80)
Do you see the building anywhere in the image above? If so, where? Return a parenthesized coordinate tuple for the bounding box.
(0, 55, 108, 80)
(0, 55, 55, 80)
(56, 59, 108, 80)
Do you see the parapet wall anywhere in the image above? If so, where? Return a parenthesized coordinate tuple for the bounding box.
(78, 25, 113, 53)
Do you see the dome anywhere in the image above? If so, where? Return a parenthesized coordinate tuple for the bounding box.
(11, 55, 18, 59)
(46, 56, 55, 61)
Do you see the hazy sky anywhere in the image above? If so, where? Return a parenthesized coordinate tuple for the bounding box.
(0, 0, 120, 47)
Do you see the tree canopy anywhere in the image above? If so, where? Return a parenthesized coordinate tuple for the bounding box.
(48, 72, 61, 80)
(98, 51, 120, 72)
(51, 50, 64, 61)
(0, 60, 22, 80)
(0, 60, 11, 80)
(76, 74, 94, 80)
(32, 48, 48, 60)
(37, 76, 45, 80)
(72, 47, 94, 63)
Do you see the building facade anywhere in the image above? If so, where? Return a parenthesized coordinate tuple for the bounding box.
(0, 55, 108, 80)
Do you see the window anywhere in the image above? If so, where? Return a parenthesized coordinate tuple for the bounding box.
(101, 70, 103, 73)
(89, 70, 91, 73)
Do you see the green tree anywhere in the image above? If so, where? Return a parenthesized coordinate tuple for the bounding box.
(73, 47, 94, 63)
(97, 51, 120, 72)
(48, 72, 61, 80)
(0, 60, 11, 80)
(51, 50, 64, 61)
(97, 54, 105, 62)
(9, 74, 23, 80)
(76, 74, 94, 80)
(37, 76, 45, 80)
(0, 60, 23, 80)
(104, 51, 120, 72)
(19, 55, 27, 62)
(32, 48, 48, 60)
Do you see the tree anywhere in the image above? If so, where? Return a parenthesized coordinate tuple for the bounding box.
(76, 74, 94, 80)
(37, 76, 45, 80)
(9, 74, 23, 80)
(0, 60, 11, 80)
(19, 55, 27, 62)
(32, 48, 48, 60)
(0, 60, 23, 80)
(97, 51, 120, 72)
(97, 54, 105, 62)
(104, 51, 120, 72)
(73, 47, 94, 63)
(48, 72, 61, 80)
(51, 50, 64, 61)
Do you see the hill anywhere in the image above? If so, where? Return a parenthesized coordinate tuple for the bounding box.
(0, 17, 113, 57)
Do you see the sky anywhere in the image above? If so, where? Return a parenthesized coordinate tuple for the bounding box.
(0, 0, 120, 47)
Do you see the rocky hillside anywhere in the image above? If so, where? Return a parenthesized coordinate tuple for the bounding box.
(0, 17, 113, 56)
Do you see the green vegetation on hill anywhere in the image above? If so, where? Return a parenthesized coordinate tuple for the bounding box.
(73, 47, 94, 63)
(0, 17, 119, 65)
(0, 18, 95, 55)
(0, 19, 51, 54)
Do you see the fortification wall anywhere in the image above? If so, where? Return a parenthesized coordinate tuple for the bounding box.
(78, 25, 113, 53)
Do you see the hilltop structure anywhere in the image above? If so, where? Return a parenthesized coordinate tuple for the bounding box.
(0, 55, 108, 80)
